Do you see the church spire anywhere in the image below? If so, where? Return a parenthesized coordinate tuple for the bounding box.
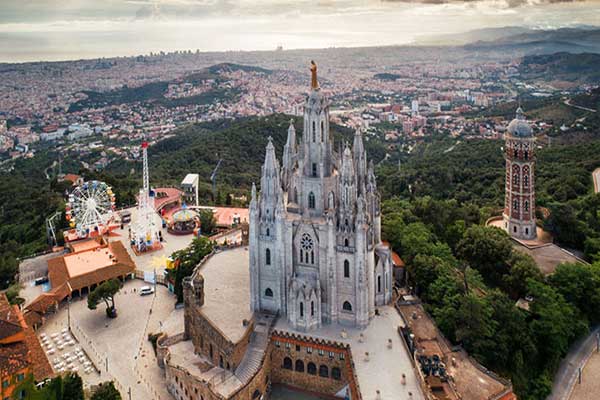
(353, 129, 367, 192)
(282, 120, 297, 191)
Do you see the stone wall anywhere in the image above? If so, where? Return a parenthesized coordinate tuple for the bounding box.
(187, 310, 253, 371)
(269, 330, 357, 398)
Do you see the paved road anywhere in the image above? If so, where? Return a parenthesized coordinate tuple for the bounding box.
(548, 326, 600, 400)
(563, 99, 597, 113)
(593, 168, 600, 194)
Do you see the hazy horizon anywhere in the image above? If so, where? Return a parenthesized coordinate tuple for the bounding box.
(1, 0, 599, 63)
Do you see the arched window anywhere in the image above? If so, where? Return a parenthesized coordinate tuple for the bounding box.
(312, 121, 316, 142)
(377, 275, 382, 293)
(514, 148, 518, 158)
(344, 260, 350, 278)
(308, 192, 315, 209)
(513, 199, 519, 211)
(332, 367, 342, 380)
(307, 362, 317, 375)
(343, 301, 352, 312)
(310, 251, 314, 264)
(265, 248, 271, 265)
(319, 365, 329, 378)
(266, 228, 270, 237)
(311, 301, 315, 317)
(523, 174, 529, 188)
(513, 174, 519, 186)
(265, 288, 273, 297)
(300, 250, 304, 263)
(295, 360, 305, 372)
(300, 302, 304, 317)
(524, 150, 529, 160)
(321, 121, 324, 141)
(312, 163, 317, 177)
(219, 355, 224, 368)
(524, 200, 529, 212)
(344, 238, 349, 247)
(283, 357, 292, 370)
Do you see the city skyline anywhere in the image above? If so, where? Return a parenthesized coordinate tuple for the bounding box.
(1, 0, 599, 62)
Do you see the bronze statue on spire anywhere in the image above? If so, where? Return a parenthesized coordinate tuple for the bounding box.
(310, 60, 319, 90)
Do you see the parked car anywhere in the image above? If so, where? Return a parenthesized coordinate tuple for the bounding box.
(34, 276, 49, 286)
(139, 286, 155, 296)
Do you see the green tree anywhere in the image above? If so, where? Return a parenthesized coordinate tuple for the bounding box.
(455, 293, 497, 361)
(88, 279, 122, 318)
(502, 252, 543, 299)
(91, 381, 121, 400)
(527, 279, 588, 371)
(549, 262, 600, 323)
(62, 372, 84, 400)
(199, 209, 217, 236)
(169, 237, 214, 303)
(456, 225, 513, 287)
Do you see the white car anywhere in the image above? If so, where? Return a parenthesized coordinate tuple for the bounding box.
(139, 286, 155, 296)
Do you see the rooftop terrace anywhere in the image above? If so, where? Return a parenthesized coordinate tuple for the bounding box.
(197, 247, 252, 343)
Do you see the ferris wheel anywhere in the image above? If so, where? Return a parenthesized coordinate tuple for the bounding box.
(66, 180, 116, 238)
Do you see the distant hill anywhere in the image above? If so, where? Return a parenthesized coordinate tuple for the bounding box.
(67, 63, 269, 112)
(464, 27, 600, 55)
(518, 52, 600, 85)
(415, 26, 534, 46)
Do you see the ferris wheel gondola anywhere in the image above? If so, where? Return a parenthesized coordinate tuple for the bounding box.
(66, 180, 116, 238)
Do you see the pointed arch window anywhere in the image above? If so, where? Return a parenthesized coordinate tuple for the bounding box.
(310, 251, 315, 265)
(344, 238, 349, 247)
(308, 192, 316, 209)
(300, 301, 304, 318)
(321, 121, 324, 141)
(311, 301, 315, 317)
(378, 275, 382, 293)
(312, 163, 317, 177)
(265, 248, 271, 265)
(266, 228, 270, 237)
(343, 301, 352, 311)
(513, 173, 520, 186)
(344, 260, 350, 278)
(523, 174, 529, 188)
(265, 288, 273, 297)
(513, 199, 519, 211)
(312, 121, 316, 142)
(524, 200, 529, 212)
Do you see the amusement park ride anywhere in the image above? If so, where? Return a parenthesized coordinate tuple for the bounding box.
(63, 180, 117, 242)
(131, 139, 162, 254)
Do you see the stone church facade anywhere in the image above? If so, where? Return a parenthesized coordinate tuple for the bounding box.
(249, 63, 394, 330)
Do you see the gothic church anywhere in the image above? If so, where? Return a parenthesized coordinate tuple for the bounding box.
(249, 62, 393, 330)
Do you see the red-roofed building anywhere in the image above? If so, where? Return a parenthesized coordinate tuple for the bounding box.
(1, 294, 53, 399)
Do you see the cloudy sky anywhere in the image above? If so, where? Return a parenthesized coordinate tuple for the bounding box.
(1, 0, 599, 62)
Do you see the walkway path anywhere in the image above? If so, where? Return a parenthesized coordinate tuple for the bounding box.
(548, 326, 600, 400)
(563, 99, 597, 113)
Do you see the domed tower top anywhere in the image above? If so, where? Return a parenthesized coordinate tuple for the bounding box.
(507, 107, 533, 138)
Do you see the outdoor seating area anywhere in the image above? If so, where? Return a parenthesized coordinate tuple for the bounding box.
(39, 329, 95, 375)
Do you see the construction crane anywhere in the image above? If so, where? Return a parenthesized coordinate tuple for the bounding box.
(210, 159, 223, 203)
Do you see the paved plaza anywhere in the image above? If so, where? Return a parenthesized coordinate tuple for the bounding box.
(37, 279, 182, 399)
(111, 206, 195, 273)
(570, 350, 600, 400)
